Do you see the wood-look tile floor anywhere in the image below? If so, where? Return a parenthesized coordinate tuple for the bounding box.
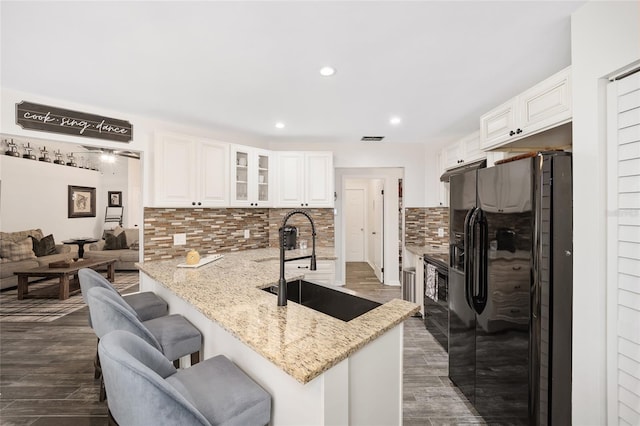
(345, 262, 485, 426)
(1, 264, 486, 426)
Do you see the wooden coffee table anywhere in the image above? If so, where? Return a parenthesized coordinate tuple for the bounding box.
(14, 258, 117, 300)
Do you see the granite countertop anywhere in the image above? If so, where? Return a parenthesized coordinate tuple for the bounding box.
(137, 247, 419, 384)
(405, 244, 449, 257)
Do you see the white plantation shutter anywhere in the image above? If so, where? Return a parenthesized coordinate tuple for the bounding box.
(607, 70, 640, 426)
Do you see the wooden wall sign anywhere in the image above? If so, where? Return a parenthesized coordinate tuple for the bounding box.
(16, 101, 133, 143)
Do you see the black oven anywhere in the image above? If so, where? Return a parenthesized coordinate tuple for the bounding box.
(424, 253, 449, 352)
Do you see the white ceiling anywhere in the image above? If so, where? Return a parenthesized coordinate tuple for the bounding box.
(1, 1, 584, 148)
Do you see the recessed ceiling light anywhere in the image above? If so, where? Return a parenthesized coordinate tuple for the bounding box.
(319, 66, 336, 77)
(275, 122, 285, 129)
(390, 116, 402, 126)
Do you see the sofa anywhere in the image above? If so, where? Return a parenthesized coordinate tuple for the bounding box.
(84, 227, 140, 271)
(0, 229, 78, 290)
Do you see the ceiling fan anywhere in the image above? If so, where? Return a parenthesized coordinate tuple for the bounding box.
(81, 145, 140, 160)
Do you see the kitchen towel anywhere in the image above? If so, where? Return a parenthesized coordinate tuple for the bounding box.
(425, 264, 437, 301)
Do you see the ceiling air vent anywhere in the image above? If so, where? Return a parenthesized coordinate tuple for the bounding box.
(361, 136, 385, 142)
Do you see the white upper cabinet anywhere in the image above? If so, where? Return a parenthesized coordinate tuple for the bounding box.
(276, 152, 334, 208)
(443, 141, 464, 170)
(443, 130, 486, 170)
(230, 146, 273, 207)
(480, 66, 571, 150)
(153, 132, 229, 207)
(437, 150, 449, 207)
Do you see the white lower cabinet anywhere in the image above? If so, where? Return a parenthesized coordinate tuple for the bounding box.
(286, 259, 336, 285)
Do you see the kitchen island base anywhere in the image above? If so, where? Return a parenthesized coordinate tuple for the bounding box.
(141, 272, 404, 425)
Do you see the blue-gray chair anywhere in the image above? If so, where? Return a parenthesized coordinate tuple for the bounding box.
(79, 268, 168, 323)
(87, 286, 203, 402)
(99, 330, 272, 426)
(78, 267, 169, 397)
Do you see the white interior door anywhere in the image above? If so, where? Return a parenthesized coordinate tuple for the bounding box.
(371, 180, 384, 282)
(606, 70, 640, 426)
(345, 189, 365, 262)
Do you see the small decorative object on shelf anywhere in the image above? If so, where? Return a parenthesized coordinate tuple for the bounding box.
(38, 146, 52, 162)
(186, 249, 201, 265)
(66, 153, 77, 167)
(4, 139, 20, 157)
(53, 149, 65, 165)
(22, 142, 36, 160)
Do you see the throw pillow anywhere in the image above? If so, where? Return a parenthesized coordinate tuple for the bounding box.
(104, 232, 128, 250)
(0, 237, 37, 261)
(30, 234, 57, 257)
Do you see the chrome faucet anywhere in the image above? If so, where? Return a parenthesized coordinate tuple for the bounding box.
(278, 209, 317, 306)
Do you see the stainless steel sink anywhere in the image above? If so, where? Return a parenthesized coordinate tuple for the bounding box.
(262, 279, 381, 322)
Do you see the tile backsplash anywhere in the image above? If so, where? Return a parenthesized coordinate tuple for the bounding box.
(404, 207, 449, 247)
(268, 208, 335, 249)
(143, 207, 334, 261)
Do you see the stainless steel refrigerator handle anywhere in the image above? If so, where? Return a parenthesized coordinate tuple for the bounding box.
(465, 207, 479, 310)
(473, 210, 488, 314)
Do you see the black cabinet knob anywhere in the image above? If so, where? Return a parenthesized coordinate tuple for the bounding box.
(305, 203, 309, 207)
(192, 202, 196, 206)
(509, 130, 515, 136)
(255, 203, 258, 207)
(301, 203, 304, 206)
(516, 128, 522, 134)
(197, 202, 202, 206)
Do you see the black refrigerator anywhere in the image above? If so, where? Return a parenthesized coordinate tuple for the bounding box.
(448, 152, 572, 425)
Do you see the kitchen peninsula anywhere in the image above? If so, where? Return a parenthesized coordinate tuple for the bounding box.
(137, 248, 419, 426)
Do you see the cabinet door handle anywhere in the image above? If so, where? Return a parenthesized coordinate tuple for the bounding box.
(509, 130, 515, 136)
(297, 266, 309, 269)
(192, 202, 196, 206)
(516, 128, 523, 134)
(197, 202, 202, 206)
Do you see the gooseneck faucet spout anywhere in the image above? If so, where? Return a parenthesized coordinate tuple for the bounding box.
(278, 209, 317, 306)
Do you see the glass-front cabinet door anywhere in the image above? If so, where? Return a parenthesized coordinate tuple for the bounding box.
(230, 146, 272, 207)
(233, 149, 250, 204)
(256, 152, 270, 205)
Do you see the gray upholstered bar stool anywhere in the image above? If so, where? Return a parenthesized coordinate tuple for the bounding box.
(79, 268, 168, 323)
(78, 268, 168, 387)
(99, 330, 272, 426)
(87, 287, 203, 400)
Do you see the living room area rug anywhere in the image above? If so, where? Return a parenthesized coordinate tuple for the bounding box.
(0, 271, 139, 323)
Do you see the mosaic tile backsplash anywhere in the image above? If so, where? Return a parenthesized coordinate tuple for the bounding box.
(404, 207, 449, 247)
(143, 207, 334, 261)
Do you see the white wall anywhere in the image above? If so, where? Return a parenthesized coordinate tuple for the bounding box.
(571, 1, 640, 424)
(0, 155, 102, 240)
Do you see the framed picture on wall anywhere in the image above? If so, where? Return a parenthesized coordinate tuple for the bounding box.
(108, 191, 122, 207)
(68, 185, 96, 218)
